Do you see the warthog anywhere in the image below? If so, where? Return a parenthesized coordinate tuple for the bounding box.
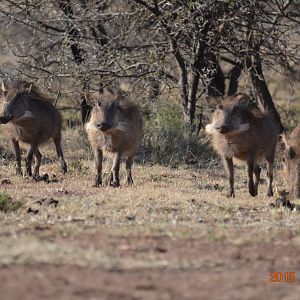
(85, 93, 143, 187)
(0, 80, 67, 177)
(281, 125, 300, 199)
(206, 94, 280, 197)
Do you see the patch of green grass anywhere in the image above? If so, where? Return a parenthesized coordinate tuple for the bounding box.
(0, 192, 23, 213)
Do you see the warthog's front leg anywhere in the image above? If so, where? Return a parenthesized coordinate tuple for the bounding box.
(223, 156, 235, 197)
(110, 152, 121, 187)
(266, 153, 275, 197)
(11, 139, 22, 175)
(33, 149, 42, 178)
(25, 144, 36, 177)
(254, 165, 261, 196)
(53, 135, 67, 173)
(93, 148, 103, 187)
(126, 155, 134, 185)
(247, 155, 256, 197)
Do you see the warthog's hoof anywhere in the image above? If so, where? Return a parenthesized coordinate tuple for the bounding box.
(15, 168, 23, 176)
(110, 181, 120, 188)
(25, 168, 32, 177)
(127, 180, 134, 186)
(226, 192, 235, 198)
(92, 183, 102, 188)
(62, 163, 67, 174)
(249, 184, 257, 197)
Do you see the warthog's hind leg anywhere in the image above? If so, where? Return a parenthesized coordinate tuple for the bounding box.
(247, 155, 257, 197)
(110, 152, 121, 187)
(223, 156, 235, 197)
(126, 156, 134, 185)
(53, 135, 67, 173)
(25, 144, 36, 177)
(254, 165, 261, 196)
(93, 148, 103, 187)
(266, 152, 275, 197)
(33, 149, 42, 178)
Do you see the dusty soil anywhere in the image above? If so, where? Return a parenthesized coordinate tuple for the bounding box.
(0, 226, 299, 300)
(0, 151, 299, 299)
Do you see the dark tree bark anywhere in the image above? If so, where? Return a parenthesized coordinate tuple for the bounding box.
(57, 0, 84, 65)
(246, 54, 284, 133)
(228, 65, 242, 96)
(58, 0, 109, 123)
(207, 61, 225, 98)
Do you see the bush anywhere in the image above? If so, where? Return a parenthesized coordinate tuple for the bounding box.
(140, 101, 212, 166)
(0, 193, 23, 213)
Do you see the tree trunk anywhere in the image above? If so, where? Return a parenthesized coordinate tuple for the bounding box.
(247, 54, 284, 133)
(59, 0, 109, 124)
(207, 62, 225, 97)
(228, 65, 242, 96)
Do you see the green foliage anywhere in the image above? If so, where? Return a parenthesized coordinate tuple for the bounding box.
(141, 101, 211, 165)
(0, 193, 23, 213)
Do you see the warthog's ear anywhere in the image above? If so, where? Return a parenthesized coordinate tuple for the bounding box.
(114, 101, 121, 110)
(84, 92, 98, 105)
(0, 80, 8, 92)
(279, 133, 296, 159)
(20, 82, 34, 93)
(116, 89, 127, 99)
(206, 96, 220, 111)
(279, 133, 289, 148)
(233, 94, 256, 110)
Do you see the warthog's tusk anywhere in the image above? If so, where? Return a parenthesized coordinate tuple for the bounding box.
(115, 122, 127, 132)
(236, 123, 250, 133)
(205, 123, 217, 134)
(19, 110, 34, 119)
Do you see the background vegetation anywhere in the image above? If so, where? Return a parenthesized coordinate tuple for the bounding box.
(0, 2, 299, 299)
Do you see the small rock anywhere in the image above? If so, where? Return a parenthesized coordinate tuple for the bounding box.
(27, 207, 39, 214)
(48, 198, 59, 207)
(126, 215, 136, 221)
(154, 246, 167, 253)
(35, 198, 46, 205)
(1, 179, 12, 185)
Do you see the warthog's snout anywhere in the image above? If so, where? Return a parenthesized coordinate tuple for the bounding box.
(0, 114, 13, 124)
(96, 122, 112, 132)
(216, 125, 230, 134)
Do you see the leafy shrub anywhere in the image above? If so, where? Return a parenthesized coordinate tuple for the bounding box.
(0, 193, 23, 213)
(140, 101, 213, 166)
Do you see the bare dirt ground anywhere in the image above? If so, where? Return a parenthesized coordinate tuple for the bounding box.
(0, 135, 299, 300)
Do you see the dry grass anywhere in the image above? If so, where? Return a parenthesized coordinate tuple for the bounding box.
(0, 126, 299, 299)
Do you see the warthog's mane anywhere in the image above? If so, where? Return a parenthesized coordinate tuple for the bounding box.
(20, 88, 54, 105)
(3, 81, 54, 107)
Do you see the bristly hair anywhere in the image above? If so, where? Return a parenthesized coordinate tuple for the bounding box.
(12, 81, 54, 105)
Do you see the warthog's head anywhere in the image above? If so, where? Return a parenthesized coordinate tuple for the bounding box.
(280, 126, 300, 199)
(206, 96, 251, 136)
(0, 80, 34, 124)
(280, 126, 300, 159)
(92, 100, 123, 133)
